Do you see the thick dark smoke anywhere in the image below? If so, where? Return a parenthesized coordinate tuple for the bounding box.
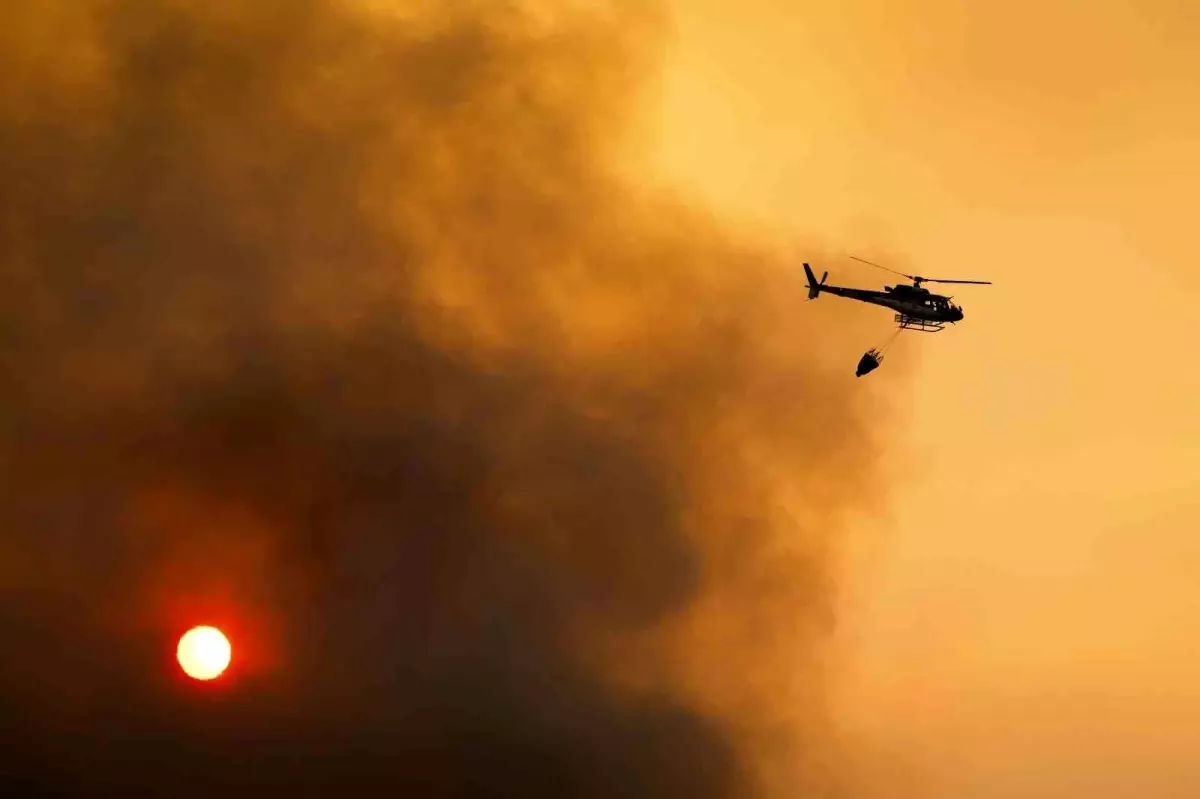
(0, 1, 896, 796)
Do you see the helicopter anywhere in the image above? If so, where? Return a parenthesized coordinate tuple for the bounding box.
(803, 256, 991, 332)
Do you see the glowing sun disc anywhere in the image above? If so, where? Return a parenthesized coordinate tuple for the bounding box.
(177, 625, 232, 680)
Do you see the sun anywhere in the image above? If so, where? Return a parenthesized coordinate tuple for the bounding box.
(176, 625, 232, 681)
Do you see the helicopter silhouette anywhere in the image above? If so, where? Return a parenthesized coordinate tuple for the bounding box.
(803, 256, 991, 332)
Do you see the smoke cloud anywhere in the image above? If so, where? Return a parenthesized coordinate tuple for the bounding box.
(0, 1, 897, 795)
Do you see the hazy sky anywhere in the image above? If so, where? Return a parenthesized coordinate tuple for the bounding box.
(2, 1, 1196, 796)
(653, 1, 1200, 796)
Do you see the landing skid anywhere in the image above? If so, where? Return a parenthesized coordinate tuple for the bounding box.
(895, 314, 945, 332)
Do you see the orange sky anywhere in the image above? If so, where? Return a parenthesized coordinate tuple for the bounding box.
(2, 2, 1194, 795)
(653, 2, 1200, 796)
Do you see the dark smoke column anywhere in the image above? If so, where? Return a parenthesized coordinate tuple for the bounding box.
(0, 1, 897, 796)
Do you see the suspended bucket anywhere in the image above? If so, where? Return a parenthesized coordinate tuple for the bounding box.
(855, 349, 882, 377)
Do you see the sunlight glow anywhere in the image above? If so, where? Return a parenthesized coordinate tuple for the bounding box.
(176, 625, 232, 681)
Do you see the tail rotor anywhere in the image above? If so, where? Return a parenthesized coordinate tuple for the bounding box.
(802, 263, 827, 300)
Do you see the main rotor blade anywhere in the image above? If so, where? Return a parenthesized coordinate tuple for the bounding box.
(848, 255, 914, 280)
(849, 255, 991, 285)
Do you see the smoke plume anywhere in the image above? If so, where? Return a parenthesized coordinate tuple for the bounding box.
(0, 1, 896, 795)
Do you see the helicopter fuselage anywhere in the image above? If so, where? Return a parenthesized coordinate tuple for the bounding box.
(803, 260, 990, 336)
(814, 283, 964, 323)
